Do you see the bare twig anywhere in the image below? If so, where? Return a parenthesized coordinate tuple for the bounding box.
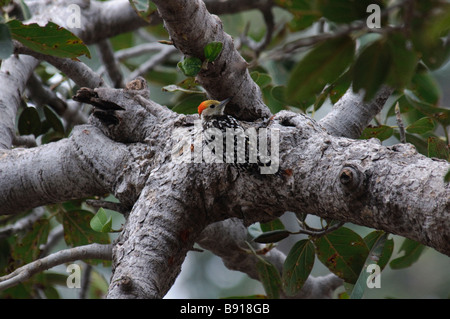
(239, 6, 275, 57)
(297, 221, 345, 237)
(127, 45, 177, 82)
(115, 42, 167, 61)
(0, 243, 112, 291)
(97, 39, 125, 88)
(39, 224, 64, 257)
(79, 263, 92, 299)
(14, 40, 104, 89)
(395, 102, 406, 143)
(26, 73, 88, 126)
(0, 207, 46, 240)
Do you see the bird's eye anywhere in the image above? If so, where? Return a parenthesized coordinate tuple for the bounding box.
(210, 105, 215, 109)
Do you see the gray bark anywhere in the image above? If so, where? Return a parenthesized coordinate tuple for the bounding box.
(0, 0, 448, 299)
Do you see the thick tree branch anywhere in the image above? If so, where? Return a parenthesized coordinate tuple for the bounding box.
(320, 86, 394, 138)
(152, 0, 271, 121)
(0, 0, 447, 300)
(0, 55, 39, 149)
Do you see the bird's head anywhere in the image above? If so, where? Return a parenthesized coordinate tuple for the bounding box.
(198, 98, 231, 118)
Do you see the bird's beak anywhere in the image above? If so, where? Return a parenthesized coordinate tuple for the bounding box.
(217, 97, 232, 111)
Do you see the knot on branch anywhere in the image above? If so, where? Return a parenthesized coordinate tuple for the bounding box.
(339, 164, 364, 193)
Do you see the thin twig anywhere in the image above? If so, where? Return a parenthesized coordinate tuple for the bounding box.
(115, 42, 167, 61)
(0, 243, 112, 291)
(127, 45, 177, 81)
(395, 102, 406, 143)
(14, 40, 104, 89)
(97, 39, 125, 88)
(296, 220, 345, 237)
(79, 263, 92, 299)
(0, 207, 46, 240)
(240, 6, 275, 57)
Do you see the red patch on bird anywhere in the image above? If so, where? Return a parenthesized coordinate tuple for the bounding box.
(198, 101, 209, 115)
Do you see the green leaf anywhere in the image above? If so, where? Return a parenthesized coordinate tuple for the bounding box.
(251, 71, 272, 89)
(0, 23, 13, 59)
(405, 117, 435, 134)
(404, 91, 450, 126)
(360, 125, 393, 141)
(329, 69, 352, 104)
(88, 269, 110, 299)
(253, 230, 290, 244)
(18, 107, 41, 136)
(444, 169, 450, 183)
(271, 85, 313, 112)
(350, 232, 389, 299)
(352, 39, 391, 102)
(389, 238, 426, 269)
(282, 239, 315, 296)
(62, 210, 110, 247)
(271, 85, 288, 104)
(317, 0, 384, 24)
(43, 105, 65, 134)
(256, 259, 282, 299)
(421, 38, 450, 71)
(286, 35, 355, 104)
(386, 33, 419, 90)
(178, 57, 202, 77)
(315, 227, 369, 284)
(90, 208, 113, 233)
(171, 94, 205, 115)
(275, 0, 320, 31)
(416, 4, 450, 70)
(7, 20, 90, 60)
(19, 0, 31, 20)
(314, 85, 330, 112)
(12, 219, 50, 265)
(260, 218, 285, 232)
(363, 231, 393, 271)
(204, 41, 223, 62)
(408, 70, 441, 106)
(427, 137, 449, 160)
(129, 0, 157, 22)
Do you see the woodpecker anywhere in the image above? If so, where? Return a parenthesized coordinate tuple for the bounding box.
(198, 98, 266, 174)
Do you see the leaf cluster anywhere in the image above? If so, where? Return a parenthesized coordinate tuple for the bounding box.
(250, 218, 425, 299)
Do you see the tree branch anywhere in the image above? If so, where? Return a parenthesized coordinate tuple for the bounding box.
(0, 207, 46, 240)
(0, 243, 112, 291)
(152, 0, 271, 121)
(197, 219, 344, 298)
(319, 86, 394, 138)
(14, 41, 104, 89)
(0, 55, 39, 149)
(97, 39, 125, 88)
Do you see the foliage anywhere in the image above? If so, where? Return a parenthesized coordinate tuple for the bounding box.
(0, 0, 449, 298)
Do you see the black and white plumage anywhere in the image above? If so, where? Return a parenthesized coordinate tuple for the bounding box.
(198, 98, 273, 174)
